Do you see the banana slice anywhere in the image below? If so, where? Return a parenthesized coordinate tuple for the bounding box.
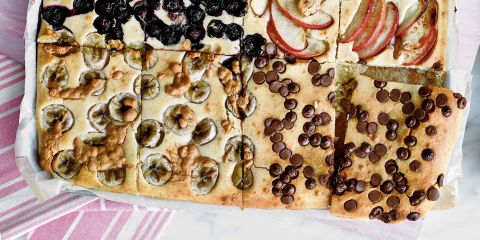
(190, 157, 219, 195)
(144, 44, 158, 70)
(97, 168, 126, 187)
(52, 149, 81, 179)
(136, 119, 165, 148)
(38, 28, 77, 45)
(108, 93, 141, 123)
(192, 118, 217, 146)
(41, 104, 74, 132)
(87, 102, 111, 131)
(79, 70, 107, 96)
(83, 32, 108, 49)
(80, 132, 106, 146)
(83, 47, 110, 70)
(164, 104, 196, 136)
(184, 52, 211, 82)
(185, 80, 211, 104)
(231, 163, 254, 190)
(124, 42, 144, 70)
(142, 154, 172, 186)
(42, 63, 68, 90)
(134, 74, 160, 100)
(226, 91, 257, 119)
(224, 135, 255, 162)
(241, 57, 254, 82)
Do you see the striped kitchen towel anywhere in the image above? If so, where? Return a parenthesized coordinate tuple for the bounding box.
(0, 54, 175, 240)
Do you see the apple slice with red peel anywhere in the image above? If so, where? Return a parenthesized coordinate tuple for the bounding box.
(402, 29, 437, 66)
(340, 0, 375, 43)
(356, 2, 398, 60)
(251, 0, 269, 17)
(267, 21, 328, 59)
(399, 0, 438, 50)
(275, 0, 333, 30)
(269, 0, 307, 52)
(352, 0, 387, 51)
(396, 0, 427, 36)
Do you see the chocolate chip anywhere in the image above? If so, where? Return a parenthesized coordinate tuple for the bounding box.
(303, 122, 316, 134)
(358, 111, 369, 122)
(374, 144, 387, 156)
(386, 130, 397, 141)
(269, 163, 282, 177)
(346, 179, 356, 190)
(407, 212, 420, 221)
(284, 112, 296, 123)
(389, 210, 400, 221)
(400, 92, 412, 103)
(325, 154, 334, 166)
(282, 184, 296, 195)
(272, 187, 282, 196)
(356, 121, 367, 133)
(396, 185, 408, 194)
(327, 91, 336, 103)
(421, 148, 434, 161)
(302, 105, 315, 118)
(387, 196, 400, 208)
(405, 116, 418, 129)
(436, 93, 448, 107)
(308, 60, 321, 74)
(311, 74, 322, 86)
(344, 142, 356, 154)
(319, 174, 330, 187)
(298, 134, 309, 146)
(280, 195, 294, 204)
(385, 160, 398, 174)
(285, 165, 298, 179)
(374, 80, 386, 88)
(344, 199, 357, 212)
(381, 180, 395, 194)
(414, 108, 427, 120)
(270, 132, 283, 143)
(303, 165, 314, 178)
(279, 148, 292, 160)
(378, 112, 390, 125)
(402, 102, 415, 115)
(287, 82, 300, 93)
(272, 142, 286, 153)
(265, 71, 279, 83)
(396, 147, 410, 160)
(327, 68, 335, 78)
(309, 133, 322, 147)
(409, 160, 421, 172)
(404, 135, 417, 147)
(252, 71, 266, 84)
(422, 99, 435, 112)
(269, 81, 282, 93)
(320, 75, 333, 87)
(305, 178, 316, 189)
(457, 97, 467, 109)
(425, 125, 437, 136)
(367, 122, 378, 134)
(264, 127, 275, 136)
(279, 86, 290, 97)
(369, 206, 384, 219)
(437, 174, 444, 187)
(280, 172, 291, 183)
(386, 119, 398, 130)
(272, 178, 284, 189)
(409, 190, 425, 206)
(272, 61, 286, 73)
(355, 180, 366, 193)
(418, 86, 431, 97)
(319, 112, 331, 125)
(320, 136, 332, 149)
(441, 106, 452, 117)
(284, 54, 296, 64)
(390, 89, 401, 102)
(427, 187, 439, 201)
(282, 118, 294, 130)
(271, 119, 284, 131)
(368, 190, 382, 203)
(265, 42, 277, 56)
(255, 57, 268, 68)
(284, 99, 297, 110)
(370, 174, 382, 187)
(265, 118, 274, 127)
(290, 154, 304, 167)
(355, 148, 367, 158)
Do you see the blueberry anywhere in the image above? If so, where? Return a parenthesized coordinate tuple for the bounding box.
(147, 0, 161, 10)
(95, 0, 117, 16)
(42, 6, 70, 30)
(115, 8, 131, 24)
(241, 34, 266, 58)
(160, 25, 183, 45)
(163, 0, 185, 12)
(184, 24, 206, 43)
(207, 20, 225, 38)
(191, 42, 205, 50)
(73, 0, 94, 15)
(93, 16, 115, 34)
(146, 20, 167, 39)
(204, 0, 224, 16)
(186, 5, 205, 23)
(225, 23, 243, 41)
(132, 1, 150, 24)
(106, 23, 124, 40)
(225, 0, 247, 17)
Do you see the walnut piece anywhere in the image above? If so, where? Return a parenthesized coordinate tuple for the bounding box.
(108, 39, 125, 51)
(49, 79, 106, 99)
(220, 119, 233, 134)
(165, 64, 192, 97)
(122, 97, 139, 122)
(173, 105, 195, 129)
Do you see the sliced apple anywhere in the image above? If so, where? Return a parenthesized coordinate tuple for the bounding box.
(402, 29, 437, 66)
(251, 0, 269, 17)
(352, 0, 387, 51)
(399, 0, 438, 50)
(267, 21, 328, 59)
(269, 0, 307, 52)
(356, 2, 398, 60)
(275, 0, 333, 30)
(396, 0, 427, 36)
(340, 0, 375, 43)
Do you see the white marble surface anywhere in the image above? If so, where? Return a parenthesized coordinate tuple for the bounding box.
(162, 1, 480, 239)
